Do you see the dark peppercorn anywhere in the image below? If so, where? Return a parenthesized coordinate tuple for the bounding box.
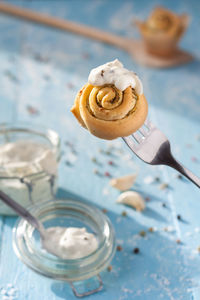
(107, 265, 112, 272)
(159, 183, 169, 190)
(102, 208, 108, 214)
(116, 245, 123, 252)
(139, 230, 146, 237)
(154, 177, 160, 182)
(105, 150, 111, 155)
(133, 247, 139, 254)
(177, 215, 181, 220)
(121, 211, 127, 217)
(162, 203, 166, 208)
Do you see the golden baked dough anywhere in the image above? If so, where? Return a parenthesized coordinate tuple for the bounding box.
(136, 7, 189, 56)
(71, 83, 148, 140)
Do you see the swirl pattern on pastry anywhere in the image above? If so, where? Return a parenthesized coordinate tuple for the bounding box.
(71, 83, 148, 140)
(136, 7, 189, 56)
(146, 8, 179, 35)
(138, 6, 188, 38)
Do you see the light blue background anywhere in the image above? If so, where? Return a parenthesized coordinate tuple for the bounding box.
(0, 0, 200, 299)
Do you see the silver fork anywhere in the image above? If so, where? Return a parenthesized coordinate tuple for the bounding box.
(122, 120, 200, 188)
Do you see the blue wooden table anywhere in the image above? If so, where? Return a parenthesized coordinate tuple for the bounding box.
(0, 1, 200, 299)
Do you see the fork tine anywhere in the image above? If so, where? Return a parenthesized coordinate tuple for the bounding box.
(122, 137, 138, 151)
(139, 127, 147, 136)
(132, 132, 143, 143)
(144, 119, 155, 129)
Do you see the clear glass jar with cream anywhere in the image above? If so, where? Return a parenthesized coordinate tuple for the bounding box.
(0, 123, 60, 215)
(13, 199, 116, 297)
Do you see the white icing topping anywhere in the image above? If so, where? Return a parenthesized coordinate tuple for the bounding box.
(88, 59, 143, 94)
(42, 227, 98, 259)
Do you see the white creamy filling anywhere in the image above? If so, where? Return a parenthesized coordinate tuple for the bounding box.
(42, 227, 98, 259)
(0, 140, 57, 176)
(88, 59, 143, 94)
(0, 140, 58, 215)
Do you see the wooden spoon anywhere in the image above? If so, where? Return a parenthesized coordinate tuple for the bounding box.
(0, 2, 193, 68)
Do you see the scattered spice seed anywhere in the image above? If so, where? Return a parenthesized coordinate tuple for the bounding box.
(133, 247, 139, 254)
(121, 211, 127, 217)
(197, 246, 200, 253)
(102, 208, 108, 214)
(186, 144, 192, 148)
(176, 239, 181, 244)
(93, 168, 99, 174)
(177, 174, 183, 180)
(104, 171, 111, 177)
(145, 197, 150, 202)
(177, 215, 181, 220)
(91, 157, 97, 163)
(34, 53, 49, 63)
(154, 177, 160, 183)
(116, 245, 123, 252)
(162, 203, 166, 208)
(65, 161, 72, 166)
(107, 265, 112, 272)
(65, 141, 73, 148)
(82, 52, 90, 59)
(101, 70, 104, 77)
(4, 70, 19, 83)
(191, 156, 198, 162)
(71, 148, 77, 155)
(139, 230, 146, 237)
(26, 105, 39, 115)
(159, 183, 169, 190)
(67, 83, 74, 89)
(148, 227, 154, 232)
(108, 160, 114, 165)
(105, 150, 111, 155)
(163, 226, 174, 232)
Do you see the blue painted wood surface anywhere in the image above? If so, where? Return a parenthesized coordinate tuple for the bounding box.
(0, 0, 200, 299)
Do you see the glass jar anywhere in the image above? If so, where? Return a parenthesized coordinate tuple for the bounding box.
(0, 123, 60, 215)
(13, 199, 116, 297)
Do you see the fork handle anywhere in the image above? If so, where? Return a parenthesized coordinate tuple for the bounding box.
(169, 159, 200, 188)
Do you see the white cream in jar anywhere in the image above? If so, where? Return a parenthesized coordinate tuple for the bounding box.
(42, 227, 98, 259)
(0, 140, 58, 215)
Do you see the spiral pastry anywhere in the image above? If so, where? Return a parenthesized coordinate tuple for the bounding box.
(145, 7, 187, 37)
(136, 6, 189, 56)
(71, 83, 148, 140)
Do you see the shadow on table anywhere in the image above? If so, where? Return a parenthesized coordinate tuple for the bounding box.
(50, 187, 200, 300)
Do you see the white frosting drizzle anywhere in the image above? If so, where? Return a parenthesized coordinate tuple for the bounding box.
(88, 59, 143, 94)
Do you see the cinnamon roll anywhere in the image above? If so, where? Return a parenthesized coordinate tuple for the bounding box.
(71, 60, 148, 140)
(136, 7, 189, 56)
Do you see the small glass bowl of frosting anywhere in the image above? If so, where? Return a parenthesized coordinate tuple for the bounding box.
(0, 123, 60, 215)
(13, 199, 116, 297)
